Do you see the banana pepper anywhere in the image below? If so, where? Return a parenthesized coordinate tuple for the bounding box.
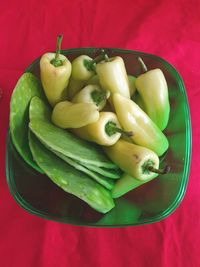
(51, 100, 99, 128)
(72, 112, 132, 146)
(67, 53, 105, 99)
(135, 57, 170, 130)
(104, 139, 170, 181)
(112, 93, 169, 156)
(40, 35, 72, 107)
(96, 55, 130, 98)
(72, 84, 110, 111)
(87, 74, 136, 97)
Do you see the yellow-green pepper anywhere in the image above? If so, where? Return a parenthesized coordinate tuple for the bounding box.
(104, 139, 170, 181)
(72, 84, 110, 111)
(112, 93, 169, 156)
(135, 57, 170, 130)
(96, 55, 130, 98)
(72, 112, 132, 146)
(51, 100, 99, 129)
(87, 74, 136, 97)
(67, 53, 105, 99)
(40, 35, 72, 107)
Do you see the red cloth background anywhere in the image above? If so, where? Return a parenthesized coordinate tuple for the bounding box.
(0, 0, 199, 266)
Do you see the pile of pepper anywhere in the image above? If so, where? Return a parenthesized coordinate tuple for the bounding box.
(39, 35, 170, 203)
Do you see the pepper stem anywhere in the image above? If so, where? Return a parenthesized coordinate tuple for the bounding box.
(137, 56, 148, 73)
(51, 34, 63, 67)
(114, 127, 133, 137)
(105, 121, 133, 137)
(99, 49, 110, 62)
(148, 165, 170, 175)
(84, 50, 110, 71)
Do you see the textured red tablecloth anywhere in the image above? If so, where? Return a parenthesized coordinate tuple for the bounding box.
(0, 1, 199, 266)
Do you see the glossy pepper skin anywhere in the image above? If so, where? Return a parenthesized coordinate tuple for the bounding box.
(72, 84, 110, 111)
(104, 139, 159, 181)
(112, 93, 169, 156)
(135, 67, 170, 131)
(51, 100, 99, 129)
(72, 112, 122, 146)
(96, 56, 130, 98)
(40, 53, 72, 107)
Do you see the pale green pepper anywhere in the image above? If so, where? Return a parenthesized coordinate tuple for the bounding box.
(67, 53, 105, 99)
(87, 74, 136, 97)
(112, 93, 169, 156)
(40, 35, 72, 107)
(104, 139, 170, 181)
(51, 100, 99, 129)
(72, 84, 110, 111)
(96, 55, 130, 98)
(72, 112, 132, 146)
(135, 57, 170, 130)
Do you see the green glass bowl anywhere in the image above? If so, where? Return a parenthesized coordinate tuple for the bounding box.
(6, 48, 191, 227)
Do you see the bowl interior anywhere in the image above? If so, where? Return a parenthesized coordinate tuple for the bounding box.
(6, 48, 191, 226)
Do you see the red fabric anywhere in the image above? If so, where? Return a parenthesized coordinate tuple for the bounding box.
(0, 0, 199, 266)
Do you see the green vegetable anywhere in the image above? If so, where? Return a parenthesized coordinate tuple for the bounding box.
(9, 72, 45, 173)
(29, 98, 117, 169)
(29, 97, 119, 189)
(51, 150, 115, 190)
(29, 119, 118, 169)
(83, 163, 122, 179)
(29, 131, 115, 213)
(29, 96, 51, 122)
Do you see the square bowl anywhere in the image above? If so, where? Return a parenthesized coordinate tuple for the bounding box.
(6, 48, 191, 227)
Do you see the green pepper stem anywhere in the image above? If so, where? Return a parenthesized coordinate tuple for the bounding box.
(114, 127, 133, 137)
(148, 165, 170, 175)
(104, 54, 110, 62)
(90, 54, 106, 65)
(85, 51, 110, 71)
(51, 34, 63, 67)
(137, 56, 148, 73)
(105, 121, 133, 137)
